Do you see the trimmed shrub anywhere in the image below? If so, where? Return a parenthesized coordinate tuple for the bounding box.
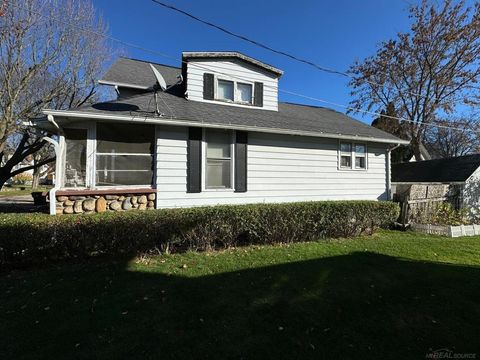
(0, 200, 399, 267)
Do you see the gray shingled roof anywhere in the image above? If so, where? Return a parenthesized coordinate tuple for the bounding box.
(99, 57, 182, 89)
(51, 90, 404, 143)
(392, 155, 480, 183)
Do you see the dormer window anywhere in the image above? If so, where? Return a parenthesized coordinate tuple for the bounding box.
(203, 72, 263, 107)
(216, 78, 253, 104)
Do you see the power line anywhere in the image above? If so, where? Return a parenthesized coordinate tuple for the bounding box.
(150, 0, 347, 78)
(148, 0, 436, 102)
(6, 1, 478, 134)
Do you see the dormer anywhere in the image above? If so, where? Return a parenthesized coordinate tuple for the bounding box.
(182, 52, 283, 111)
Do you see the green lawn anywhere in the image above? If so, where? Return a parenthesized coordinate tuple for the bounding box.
(0, 186, 51, 197)
(1, 230, 480, 359)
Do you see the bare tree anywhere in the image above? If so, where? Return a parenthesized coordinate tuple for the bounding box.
(424, 115, 480, 158)
(0, 0, 113, 189)
(349, 0, 480, 160)
(371, 102, 414, 163)
(32, 140, 55, 189)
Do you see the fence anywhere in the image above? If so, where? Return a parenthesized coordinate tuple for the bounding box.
(394, 184, 462, 226)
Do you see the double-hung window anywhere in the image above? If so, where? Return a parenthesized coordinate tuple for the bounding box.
(206, 130, 232, 189)
(95, 123, 154, 186)
(339, 142, 367, 170)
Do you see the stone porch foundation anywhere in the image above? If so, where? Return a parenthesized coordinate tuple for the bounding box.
(54, 189, 156, 215)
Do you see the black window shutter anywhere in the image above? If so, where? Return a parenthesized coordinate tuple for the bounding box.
(254, 82, 263, 107)
(203, 73, 214, 100)
(235, 131, 248, 193)
(187, 127, 202, 193)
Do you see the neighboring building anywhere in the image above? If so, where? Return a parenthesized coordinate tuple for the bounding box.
(33, 52, 407, 215)
(391, 154, 480, 212)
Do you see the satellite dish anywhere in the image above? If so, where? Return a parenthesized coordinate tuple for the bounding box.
(149, 63, 167, 117)
(149, 64, 167, 91)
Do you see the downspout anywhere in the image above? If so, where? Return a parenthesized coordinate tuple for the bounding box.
(386, 143, 401, 201)
(44, 114, 64, 215)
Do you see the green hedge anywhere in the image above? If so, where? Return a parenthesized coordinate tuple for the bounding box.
(0, 201, 399, 267)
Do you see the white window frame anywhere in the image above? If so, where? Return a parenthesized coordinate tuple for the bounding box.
(202, 128, 235, 192)
(215, 76, 254, 105)
(62, 123, 95, 189)
(337, 141, 368, 171)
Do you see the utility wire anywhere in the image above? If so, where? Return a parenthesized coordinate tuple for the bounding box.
(7, 1, 478, 134)
(148, 0, 437, 102)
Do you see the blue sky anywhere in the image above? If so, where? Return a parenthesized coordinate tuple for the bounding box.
(93, 0, 420, 124)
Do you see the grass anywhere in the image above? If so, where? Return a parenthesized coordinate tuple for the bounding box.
(1, 230, 480, 359)
(0, 186, 51, 197)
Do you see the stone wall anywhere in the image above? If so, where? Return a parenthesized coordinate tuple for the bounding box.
(55, 193, 156, 215)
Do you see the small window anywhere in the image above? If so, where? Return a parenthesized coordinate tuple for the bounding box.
(217, 79, 234, 101)
(339, 142, 367, 170)
(237, 82, 252, 104)
(355, 144, 366, 169)
(339, 142, 352, 169)
(206, 130, 232, 189)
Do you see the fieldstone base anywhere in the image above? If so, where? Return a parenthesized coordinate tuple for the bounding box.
(56, 192, 156, 215)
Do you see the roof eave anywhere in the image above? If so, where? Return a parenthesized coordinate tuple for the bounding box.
(182, 51, 284, 77)
(41, 109, 410, 145)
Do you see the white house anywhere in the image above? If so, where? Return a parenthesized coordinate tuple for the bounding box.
(33, 51, 408, 215)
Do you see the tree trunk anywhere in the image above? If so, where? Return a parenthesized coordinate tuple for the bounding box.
(32, 167, 40, 190)
(0, 169, 10, 191)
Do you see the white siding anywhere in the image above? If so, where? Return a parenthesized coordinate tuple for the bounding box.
(186, 59, 279, 111)
(156, 126, 389, 208)
(464, 166, 480, 214)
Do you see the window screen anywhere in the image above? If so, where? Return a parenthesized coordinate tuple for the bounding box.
(64, 128, 87, 187)
(95, 123, 154, 186)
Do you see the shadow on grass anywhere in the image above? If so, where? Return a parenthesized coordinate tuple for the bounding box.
(0, 203, 48, 213)
(1, 252, 480, 359)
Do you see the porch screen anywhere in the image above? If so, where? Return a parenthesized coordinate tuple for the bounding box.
(96, 123, 154, 186)
(64, 128, 87, 187)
